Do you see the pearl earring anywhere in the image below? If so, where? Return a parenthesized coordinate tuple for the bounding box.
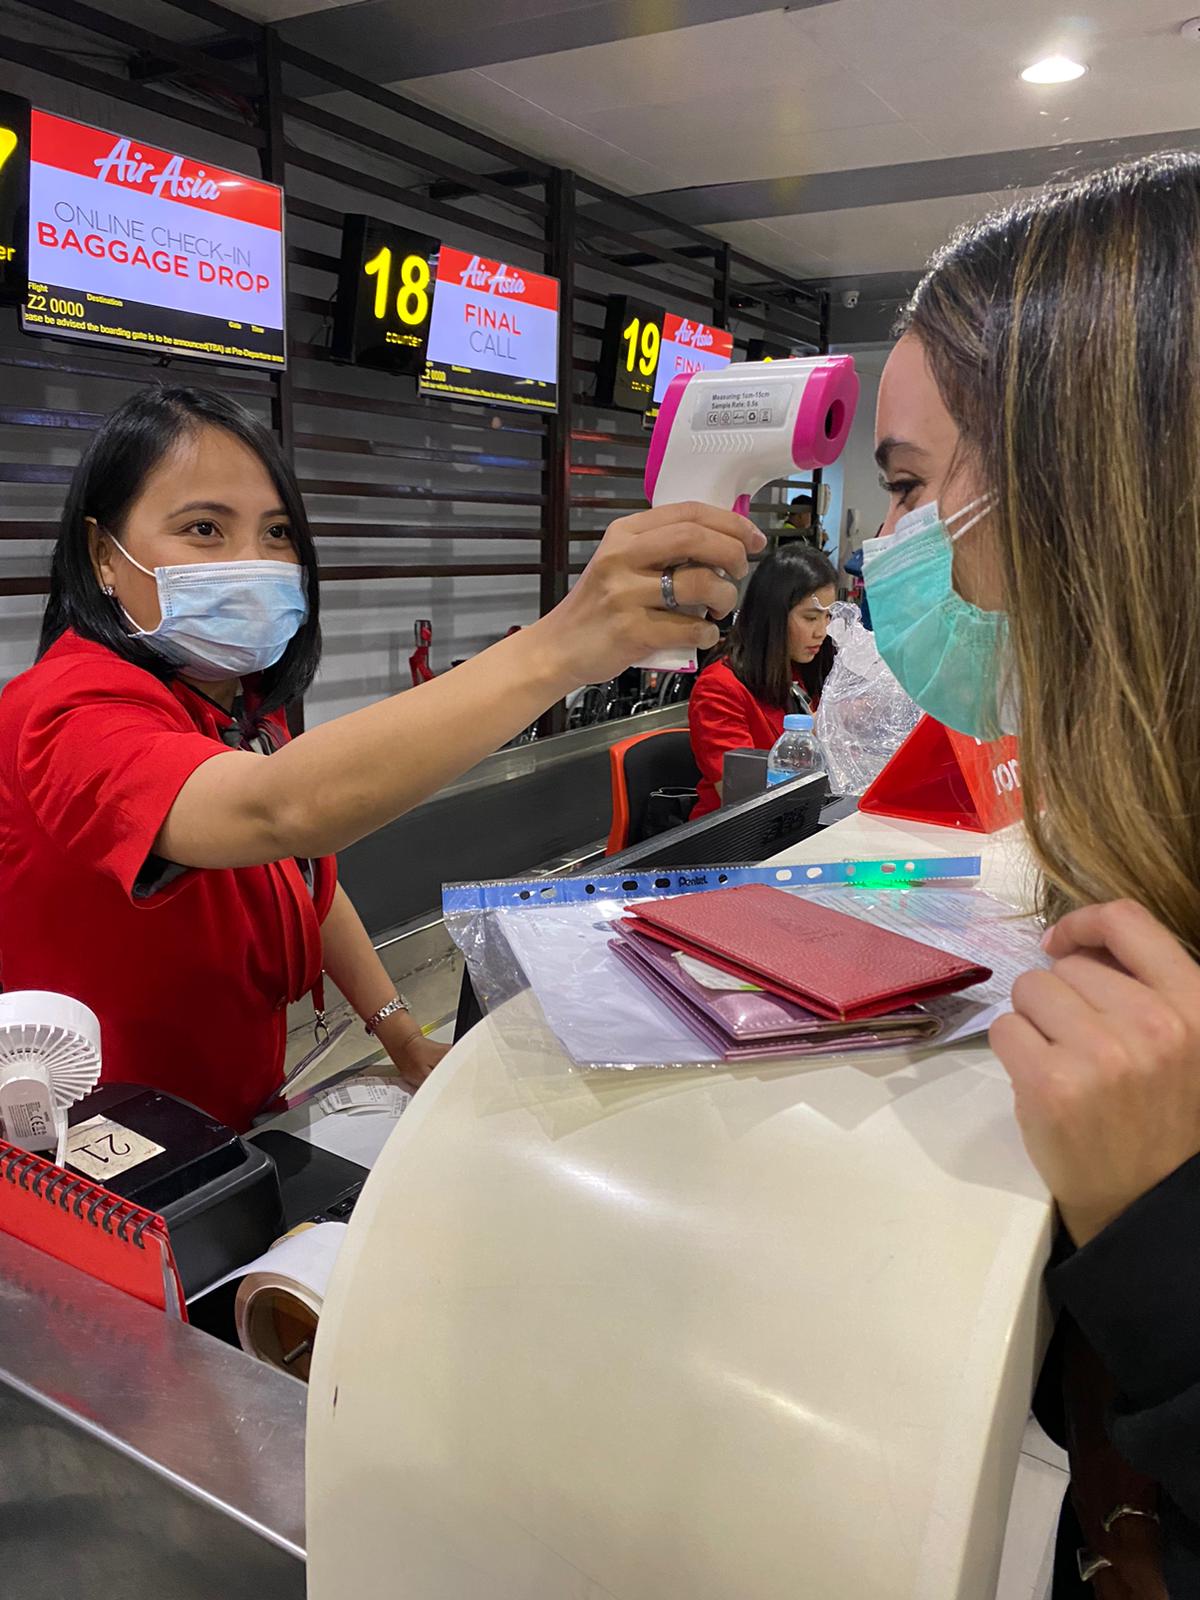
(103, 584, 115, 597)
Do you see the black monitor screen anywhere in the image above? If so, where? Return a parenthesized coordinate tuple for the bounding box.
(453, 772, 827, 1038)
(596, 769, 826, 880)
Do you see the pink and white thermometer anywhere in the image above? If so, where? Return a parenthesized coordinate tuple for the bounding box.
(638, 354, 859, 671)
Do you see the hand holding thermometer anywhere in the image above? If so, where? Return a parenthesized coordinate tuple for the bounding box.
(638, 355, 859, 671)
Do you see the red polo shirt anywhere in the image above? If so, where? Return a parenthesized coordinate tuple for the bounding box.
(688, 657, 822, 820)
(0, 631, 336, 1131)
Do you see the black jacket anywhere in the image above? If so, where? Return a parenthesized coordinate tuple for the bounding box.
(1038, 1152, 1200, 1595)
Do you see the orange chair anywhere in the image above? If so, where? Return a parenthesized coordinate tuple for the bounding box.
(606, 728, 701, 855)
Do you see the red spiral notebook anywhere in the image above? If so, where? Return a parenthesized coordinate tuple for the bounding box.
(0, 1138, 186, 1317)
(624, 884, 991, 1022)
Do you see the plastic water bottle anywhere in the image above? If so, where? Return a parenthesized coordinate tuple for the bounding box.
(766, 713, 827, 787)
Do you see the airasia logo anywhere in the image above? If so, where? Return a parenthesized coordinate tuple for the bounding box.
(91, 138, 221, 202)
(675, 319, 715, 349)
(458, 254, 526, 296)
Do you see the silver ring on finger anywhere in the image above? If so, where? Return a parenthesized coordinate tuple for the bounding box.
(661, 567, 681, 611)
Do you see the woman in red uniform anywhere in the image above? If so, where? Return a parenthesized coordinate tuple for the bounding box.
(688, 546, 837, 818)
(0, 386, 760, 1129)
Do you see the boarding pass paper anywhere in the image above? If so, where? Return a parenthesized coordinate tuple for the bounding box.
(315, 1076, 411, 1118)
(675, 952, 763, 992)
(498, 886, 1048, 1067)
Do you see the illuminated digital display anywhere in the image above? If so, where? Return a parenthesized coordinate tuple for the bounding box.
(333, 215, 438, 374)
(0, 91, 30, 305)
(21, 110, 286, 368)
(597, 294, 663, 412)
(420, 244, 559, 412)
(651, 313, 734, 408)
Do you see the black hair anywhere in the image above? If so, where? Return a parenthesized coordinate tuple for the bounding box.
(39, 385, 321, 716)
(789, 493, 814, 509)
(726, 547, 838, 710)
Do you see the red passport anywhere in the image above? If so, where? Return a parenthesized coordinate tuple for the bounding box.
(624, 884, 990, 1022)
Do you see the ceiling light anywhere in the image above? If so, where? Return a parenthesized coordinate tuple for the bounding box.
(1021, 55, 1086, 83)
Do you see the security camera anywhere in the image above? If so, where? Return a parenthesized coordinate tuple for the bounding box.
(841, 288, 860, 309)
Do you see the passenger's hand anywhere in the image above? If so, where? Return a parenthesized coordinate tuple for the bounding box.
(538, 502, 764, 686)
(991, 900, 1200, 1245)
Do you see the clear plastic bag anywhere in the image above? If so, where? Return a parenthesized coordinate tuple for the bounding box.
(441, 856, 1008, 1069)
(815, 601, 921, 796)
(444, 888, 707, 1068)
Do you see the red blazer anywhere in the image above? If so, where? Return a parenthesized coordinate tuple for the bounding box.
(0, 632, 336, 1131)
(688, 657, 818, 819)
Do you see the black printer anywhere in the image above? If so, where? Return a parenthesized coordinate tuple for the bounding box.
(66, 1082, 283, 1297)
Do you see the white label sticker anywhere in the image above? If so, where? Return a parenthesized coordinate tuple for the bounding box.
(700, 383, 792, 430)
(67, 1115, 165, 1180)
(316, 1076, 411, 1119)
(2, 1096, 56, 1145)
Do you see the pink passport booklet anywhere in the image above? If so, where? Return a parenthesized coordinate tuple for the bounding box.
(610, 927, 940, 1061)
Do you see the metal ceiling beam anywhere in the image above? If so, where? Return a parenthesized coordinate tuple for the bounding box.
(278, 0, 835, 86)
(633, 126, 1200, 226)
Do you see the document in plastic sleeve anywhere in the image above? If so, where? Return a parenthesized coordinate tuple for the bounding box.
(803, 885, 1049, 1045)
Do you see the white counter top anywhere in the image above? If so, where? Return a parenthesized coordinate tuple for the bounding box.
(307, 814, 1053, 1600)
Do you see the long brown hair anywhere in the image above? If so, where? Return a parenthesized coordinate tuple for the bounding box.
(903, 153, 1200, 947)
(726, 547, 838, 710)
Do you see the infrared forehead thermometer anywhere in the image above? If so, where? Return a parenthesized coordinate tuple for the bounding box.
(638, 354, 859, 671)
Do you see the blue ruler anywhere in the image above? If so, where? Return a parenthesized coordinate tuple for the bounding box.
(442, 855, 982, 915)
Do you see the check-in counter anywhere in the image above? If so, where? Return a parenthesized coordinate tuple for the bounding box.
(0, 811, 1052, 1600)
(308, 812, 1053, 1600)
(0, 1228, 306, 1600)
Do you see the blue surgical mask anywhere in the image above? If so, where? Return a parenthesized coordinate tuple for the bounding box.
(110, 539, 308, 681)
(863, 496, 1017, 740)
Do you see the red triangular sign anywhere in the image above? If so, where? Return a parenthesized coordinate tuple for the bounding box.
(859, 716, 1023, 833)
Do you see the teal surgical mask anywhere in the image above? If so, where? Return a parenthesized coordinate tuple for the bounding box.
(863, 496, 1017, 740)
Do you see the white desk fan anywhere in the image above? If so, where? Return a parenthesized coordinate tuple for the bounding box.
(0, 992, 102, 1165)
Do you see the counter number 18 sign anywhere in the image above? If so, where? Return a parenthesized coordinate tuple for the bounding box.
(332, 215, 439, 375)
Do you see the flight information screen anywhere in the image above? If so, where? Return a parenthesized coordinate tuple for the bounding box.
(22, 110, 286, 368)
(420, 245, 559, 411)
(651, 312, 734, 409)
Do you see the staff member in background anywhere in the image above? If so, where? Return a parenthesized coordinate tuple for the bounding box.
(779, 492, 824, 550)
(867, 153, 1200, 1596)
(0, 387, 760, 1131)
(688, 546, 836, 818)
(842, 523, 883, 630)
